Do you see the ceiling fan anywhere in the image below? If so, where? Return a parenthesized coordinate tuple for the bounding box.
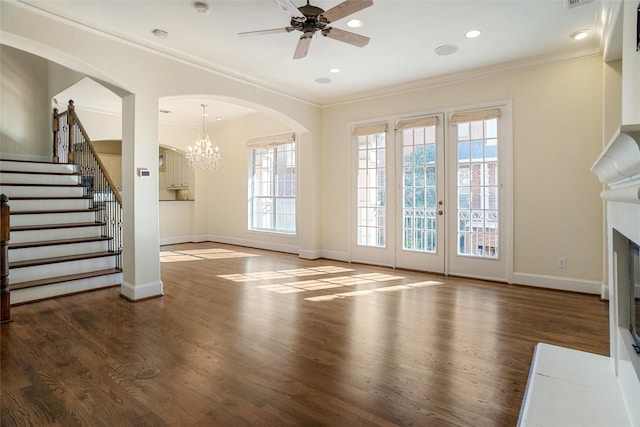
(239, 0, 373, 59)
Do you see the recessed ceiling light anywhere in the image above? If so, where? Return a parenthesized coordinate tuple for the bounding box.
(465, 29, 482, 39)
(434, 45, 458, 56)
(194, 2, 211, 14)
(216, 117, 222, 121)
(329, 68, 341, 73)
(346, 19, 363, 28)
(315, 77, 332, 84)
(570, 29, 592, 40)
(152, 29, 168, 39)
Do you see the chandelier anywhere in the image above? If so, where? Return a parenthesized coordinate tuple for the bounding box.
(186, 104, 221, 171)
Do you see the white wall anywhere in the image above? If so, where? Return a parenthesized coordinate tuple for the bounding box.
(207, 113, 301, 253)
(0, 45, 51, 160)
(72, 108, 122, 141)
(320, 55, 604, 292)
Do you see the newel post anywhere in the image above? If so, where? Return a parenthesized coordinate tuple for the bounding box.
(1, 194, 10, 323)
(67, 100, 75, 164)
(52, 107, 60, 163)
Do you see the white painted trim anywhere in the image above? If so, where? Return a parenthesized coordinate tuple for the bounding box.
(512, 272, 602, 295)
(120, 280, 163, 301)
(319, 249, 350, 263)
(207, 234, 299, 255)
(299, 249, 321, 260)
(591, 124, 640, 188)
(159, 235, 195, 246)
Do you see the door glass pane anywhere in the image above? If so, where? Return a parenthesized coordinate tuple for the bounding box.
(456, 118, 499, 258)
(402, 124, 437, 253)
(356, 132, 386, 247)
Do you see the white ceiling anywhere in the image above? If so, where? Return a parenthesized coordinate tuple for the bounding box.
(28, 0, 617, 126)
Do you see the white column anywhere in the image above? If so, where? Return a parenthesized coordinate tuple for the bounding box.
(120, 92, 163, 300)
(297, 132, 320, 259)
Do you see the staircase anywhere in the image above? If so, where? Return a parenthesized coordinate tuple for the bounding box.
(0, 159, 122, 304)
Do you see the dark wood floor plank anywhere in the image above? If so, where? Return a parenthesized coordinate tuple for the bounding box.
(1, 242, 609, 426)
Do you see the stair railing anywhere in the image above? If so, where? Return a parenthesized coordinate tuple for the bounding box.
(53, 100, 123, 269)
(1, 194, 10, 323)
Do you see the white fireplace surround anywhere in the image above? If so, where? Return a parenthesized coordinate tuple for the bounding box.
(518, 126, 640, 426)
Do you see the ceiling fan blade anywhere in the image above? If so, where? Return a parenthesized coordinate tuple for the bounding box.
(273, 0, 305, 19)
(323, 27, 369, 47)
(239, 28, 293, 37)
(321, 0, 373, 23)
(293, 35, 312, 59)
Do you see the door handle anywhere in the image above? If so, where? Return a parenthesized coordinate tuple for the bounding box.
(438, 210, 443, 215)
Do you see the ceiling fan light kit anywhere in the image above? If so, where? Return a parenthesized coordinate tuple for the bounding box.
(239, 0, 373, 59)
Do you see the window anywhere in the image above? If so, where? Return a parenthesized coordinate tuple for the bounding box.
(397, 116, 439, 253)
(354, 123, 387, 247)
(248, 133, 296, 234)
(451, 108, 501, 258)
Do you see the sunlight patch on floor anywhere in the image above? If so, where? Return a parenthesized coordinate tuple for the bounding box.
(160, 249, 259, 263)
(211, 263, 443, 301)
(304, 280, 444, 302)
(217, 266, 357, 282)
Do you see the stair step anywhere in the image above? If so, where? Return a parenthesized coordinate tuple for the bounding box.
(7, 196, 92, 200)
(9, 270, 123, 305)
(0, 183, 85, 197)
(0, 171, 80, 186)
(9, 251, 120, 269)
(11, 208, 100, 215)
(9, 268, 122, 291)
(0, 182, 82, 187)
(11, 221, 103, 232)
(4, 196, 92, 212)
(0, 169, 78, 176)
(0, 160, 76, 174)
(10, 209, 100, 227)
(9, 236, 111, 250)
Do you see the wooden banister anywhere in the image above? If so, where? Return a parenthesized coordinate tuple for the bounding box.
(52, 107, 60, 163)
(1, 194, 10, 323)
(67, 100, 75, 164)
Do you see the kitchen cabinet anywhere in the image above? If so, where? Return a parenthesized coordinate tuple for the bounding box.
(165, 151, 189, 189)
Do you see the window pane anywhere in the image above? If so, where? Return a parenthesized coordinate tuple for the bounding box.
(401, 123, 438, 253)
(356, 132, 386, 247)
(456, 118, 498, 258)
(249, 143, 296, 234)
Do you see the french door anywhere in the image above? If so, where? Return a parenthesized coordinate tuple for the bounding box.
(352, 106, 510, 282)
(395, 115, 445, 272)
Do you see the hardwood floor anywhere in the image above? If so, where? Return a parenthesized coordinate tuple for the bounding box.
(1, 242, 609, 426)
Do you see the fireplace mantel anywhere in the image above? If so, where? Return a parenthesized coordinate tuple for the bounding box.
(592, 124, 640, 204)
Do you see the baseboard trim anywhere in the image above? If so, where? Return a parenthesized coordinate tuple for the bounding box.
(299, 249, 321, 260)
(512, 272, 602, 295)
(207, 234, 299, 255)
(120, 279, 164, 301)
(319, 249, 350, 263)
(159, 236, 194, 246)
